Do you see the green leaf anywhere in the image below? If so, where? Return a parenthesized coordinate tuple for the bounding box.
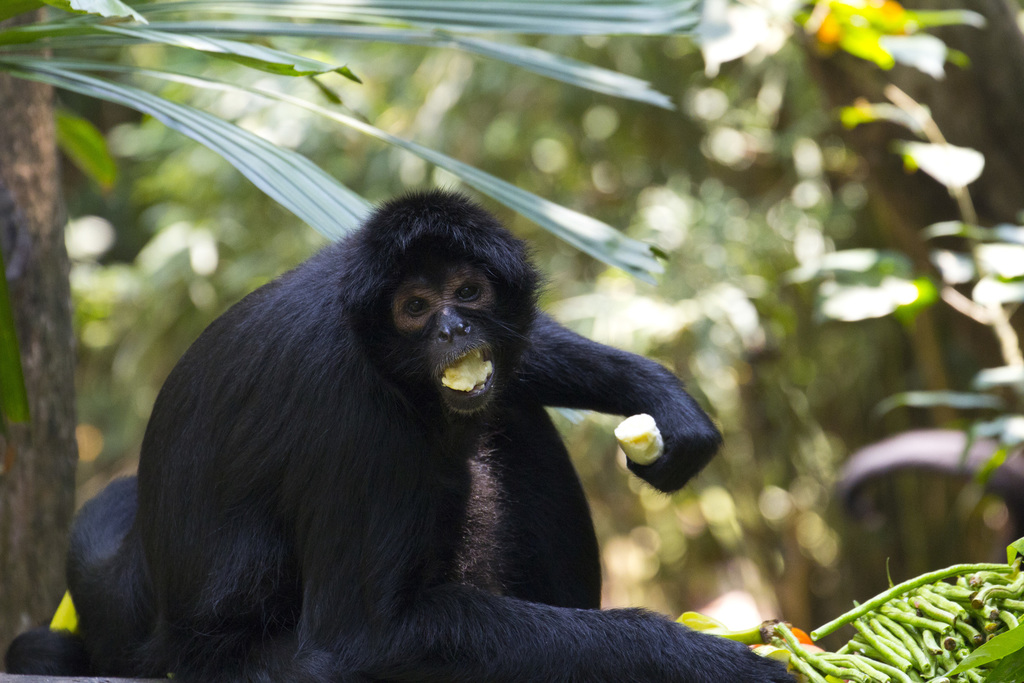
(697, 2, 773, 78)
(1007, 538, 1024, 565)
(6, 24, 357, 78)
(55, 107, 117, 189)
(0, 243, 30, 425)
(925, 222, 1024, 245)
(973, 277, 1024, 305)
(925, 219, 1024, 245)
(983, 648, 1024, 683)
(977, 244, 1024, 279)
(142, 1, 703, 35)
(54, 59, 664, 280)
(5, 57, 663, 278)
(910, 9, 986, 30)
(878, 34, 947, 79)
(142, 21, 672, 108)
(0, 17, 672, 109)
(817, 276, 931, 322)
(975, 446, 1008, 486)
(1, 58, 370, 240)
(649, 244, 670, 260)
(336, 66, 361, 84)
(785, 249, 912, 284)
(42, 0, 146, 23)
(992, 224, 1024, 245)
(874, 390, 1004, 417)
(893, 275, 938, 322)
(973, 367, 1024, 391)
(838, 101, 923, 135)
(839, 29, 895, 70)
(923, 220, 972, 240)
(839, 105, 879, 130)
(257, 87, 665, 280)
(0, 0, 44, 23)
(442, 31, 672, 109)
(947, 623, 1024, 675)
(930, 248, 975, 284)
(896, 141, 985, 189)
(105, 25, 353, 77)
(971, 416, 1024, 450)
(308, 75, 343, 105)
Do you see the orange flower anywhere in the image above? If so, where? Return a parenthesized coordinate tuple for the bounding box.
(880, 0, 905, 20)
(817, 13, 842, 45)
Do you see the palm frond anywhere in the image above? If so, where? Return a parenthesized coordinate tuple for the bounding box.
(4, 57, 664, 280)
(138, 0, 702, 35)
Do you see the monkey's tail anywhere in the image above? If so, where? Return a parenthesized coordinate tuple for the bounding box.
(4, 626, 90, 676)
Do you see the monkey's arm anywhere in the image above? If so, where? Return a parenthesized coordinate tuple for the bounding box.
(515, 314, 722, 492)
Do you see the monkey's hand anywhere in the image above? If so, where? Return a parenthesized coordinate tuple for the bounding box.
(614, 414, 664, 466)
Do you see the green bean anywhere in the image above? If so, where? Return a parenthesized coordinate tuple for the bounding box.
(773, 623, 869, 682)
(811, 563, 1015, 640)
(916, 586, 967, 617)
(938, 647, 956, 673)
(974, 573, 1024, 607)
(830, 653, 893, 682)
(782, 651, 829, 683)
(874, 614, 933, 676)
(952, 648, 986, 683)
(926, 582, 973, 602)
(909, 596, 956, 625)
(966, 603, 1001, 623)
(867, 618, 910, 654)
(962, 670, 985, 683)
(879, 605, 950, 634)
(846, 637, 886, 660)
(968, 571, 1014, 588)
(755, 559, 1024, 681)
(840, 654, 915, 683)
(853, 619, 913, 671)
(920, 629, 941, 656)
(952, 618, 984, 646)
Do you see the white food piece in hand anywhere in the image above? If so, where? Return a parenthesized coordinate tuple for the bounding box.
(441, 348, 493, 392)
(614, 413, 663, 465)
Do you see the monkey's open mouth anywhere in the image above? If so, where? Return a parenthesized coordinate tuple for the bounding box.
(441, 347, 494, 394)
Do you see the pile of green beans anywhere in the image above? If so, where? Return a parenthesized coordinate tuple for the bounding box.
(769, 561, 1023, 683)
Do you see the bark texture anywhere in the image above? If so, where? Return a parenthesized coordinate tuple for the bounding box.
(0, 9, 78, 658)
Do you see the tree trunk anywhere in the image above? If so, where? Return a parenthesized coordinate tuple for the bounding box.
(0, 9, 78, 658)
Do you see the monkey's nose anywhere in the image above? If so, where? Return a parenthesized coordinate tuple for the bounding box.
(438, 320, 471, 342)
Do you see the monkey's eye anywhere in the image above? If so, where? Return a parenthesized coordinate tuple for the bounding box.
(455, 285, 480, 302)
(404, 298, 428, 316)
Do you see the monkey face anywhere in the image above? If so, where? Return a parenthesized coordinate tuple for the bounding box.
(390, 263, 500, 413)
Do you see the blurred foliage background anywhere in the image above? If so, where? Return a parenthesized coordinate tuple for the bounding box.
(41, 0, 1024, 644)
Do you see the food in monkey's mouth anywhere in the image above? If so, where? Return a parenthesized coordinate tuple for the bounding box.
(441, 348, 493, 392)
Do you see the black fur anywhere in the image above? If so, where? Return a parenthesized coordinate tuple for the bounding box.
(4, 627, 89, 676)
(5, 191, 792, 682)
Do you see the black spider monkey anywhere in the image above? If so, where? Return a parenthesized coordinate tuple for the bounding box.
(6, 191, 793, 683)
